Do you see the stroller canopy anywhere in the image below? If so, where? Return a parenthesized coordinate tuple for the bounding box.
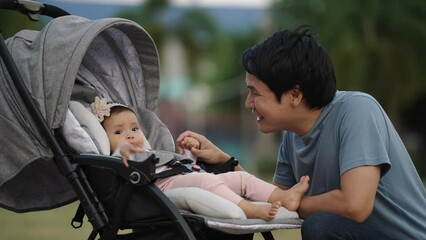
(0, 15, 163, 212)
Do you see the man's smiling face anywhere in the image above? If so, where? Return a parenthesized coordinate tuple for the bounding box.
(244, 73, 295, 133)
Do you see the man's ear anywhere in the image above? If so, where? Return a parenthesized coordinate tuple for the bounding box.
(289, 85, 303, 106)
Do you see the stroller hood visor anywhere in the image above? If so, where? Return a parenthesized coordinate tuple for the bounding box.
(0, 15, 160, 212)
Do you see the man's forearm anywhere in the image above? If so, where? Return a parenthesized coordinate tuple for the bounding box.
(298, 189, 372, 223)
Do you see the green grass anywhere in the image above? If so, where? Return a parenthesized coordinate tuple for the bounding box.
(0, 202, 302, 239)
(0, 202, 92, 239)
(254, 229, 301, 240)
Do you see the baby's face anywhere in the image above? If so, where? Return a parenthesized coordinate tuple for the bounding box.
(103, 110, 145, 152)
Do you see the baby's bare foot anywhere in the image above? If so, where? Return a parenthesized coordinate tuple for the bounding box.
(239, 200, 282, 221)
(283, 176, 310, 211)
(269, 201, 282, 218)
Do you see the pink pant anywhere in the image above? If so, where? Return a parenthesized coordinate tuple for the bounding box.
(155, 171, 277, 205)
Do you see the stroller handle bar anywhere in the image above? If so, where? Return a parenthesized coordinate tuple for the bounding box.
(0, 0, 69, 20)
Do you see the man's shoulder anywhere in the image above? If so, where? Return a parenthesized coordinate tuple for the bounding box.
(332, 91, 381, 111)
(334, 91, 376, 103)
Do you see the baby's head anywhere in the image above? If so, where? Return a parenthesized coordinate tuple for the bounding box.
(101, 105, 145, 153)
(91, 97, 145, 153)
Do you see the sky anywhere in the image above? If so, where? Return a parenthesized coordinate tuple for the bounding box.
(57, 0, 273, 8)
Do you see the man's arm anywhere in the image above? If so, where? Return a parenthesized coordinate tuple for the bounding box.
(295, 165, 381, 223)
(176, 130, 232, 164)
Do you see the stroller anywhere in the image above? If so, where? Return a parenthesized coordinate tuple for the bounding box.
(0, 1, 302, 239)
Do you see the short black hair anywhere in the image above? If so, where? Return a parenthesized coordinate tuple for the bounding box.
(241, 25, 336, 109)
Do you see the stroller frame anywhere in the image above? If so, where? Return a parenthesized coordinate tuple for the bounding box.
(0, 1, 195, 239)
(0, 1, 278, 239)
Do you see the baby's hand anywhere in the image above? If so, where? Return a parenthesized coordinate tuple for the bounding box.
(119, 142, 144, 167)
(179, 136, 200, 150)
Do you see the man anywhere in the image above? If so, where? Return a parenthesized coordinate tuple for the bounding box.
(177, 26, 426, 239)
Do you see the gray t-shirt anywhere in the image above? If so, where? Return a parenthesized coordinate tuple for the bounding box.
(273, 91, 426, 239)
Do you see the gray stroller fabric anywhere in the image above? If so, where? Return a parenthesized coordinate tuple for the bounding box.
(0, 15, 173, 212)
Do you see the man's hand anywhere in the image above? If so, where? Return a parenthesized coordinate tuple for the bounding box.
(176, 131, 230, 164)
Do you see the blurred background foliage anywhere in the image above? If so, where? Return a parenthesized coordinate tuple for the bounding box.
(114, 0, 426, 178)
(1, 0, 425, 177)
(0, 9, 41, 37)
(1, 1, 425, 239)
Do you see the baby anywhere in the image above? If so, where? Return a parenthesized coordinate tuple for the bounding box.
(95, 98, 309, 220)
